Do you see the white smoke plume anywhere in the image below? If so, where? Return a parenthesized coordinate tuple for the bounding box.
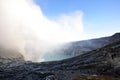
(0, 0, 84, 62)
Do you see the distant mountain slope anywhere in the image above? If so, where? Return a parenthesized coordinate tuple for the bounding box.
(0, 39, 120, 80)
(61, 33, 120, 56)
(0, 47, 24, 64)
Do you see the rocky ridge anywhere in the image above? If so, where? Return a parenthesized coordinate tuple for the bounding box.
(61, 33, 120, 56)
(0, 35, 120, 80)
(0, 34, 120, 80)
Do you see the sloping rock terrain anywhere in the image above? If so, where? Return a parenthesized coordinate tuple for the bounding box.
(0, 47, 24, 65)
(0, 34, 120, 80)
(61, 33, 120, 56)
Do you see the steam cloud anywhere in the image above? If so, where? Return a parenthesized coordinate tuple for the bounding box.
(0, 0, 84, 62)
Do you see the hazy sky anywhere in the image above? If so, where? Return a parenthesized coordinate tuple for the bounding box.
(34, 0, 120, 39)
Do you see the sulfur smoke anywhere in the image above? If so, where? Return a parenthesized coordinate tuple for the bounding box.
(0, 0, 84, 62)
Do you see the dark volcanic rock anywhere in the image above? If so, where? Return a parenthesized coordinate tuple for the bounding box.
(0, 33, 120, 80)
(0, 39, 120, 80)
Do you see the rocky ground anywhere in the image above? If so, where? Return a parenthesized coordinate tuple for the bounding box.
(0, 40, 120, 80)
(0, 33, 120, 80)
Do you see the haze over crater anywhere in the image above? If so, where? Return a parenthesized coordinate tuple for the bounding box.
(0, 0, 84, 62)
